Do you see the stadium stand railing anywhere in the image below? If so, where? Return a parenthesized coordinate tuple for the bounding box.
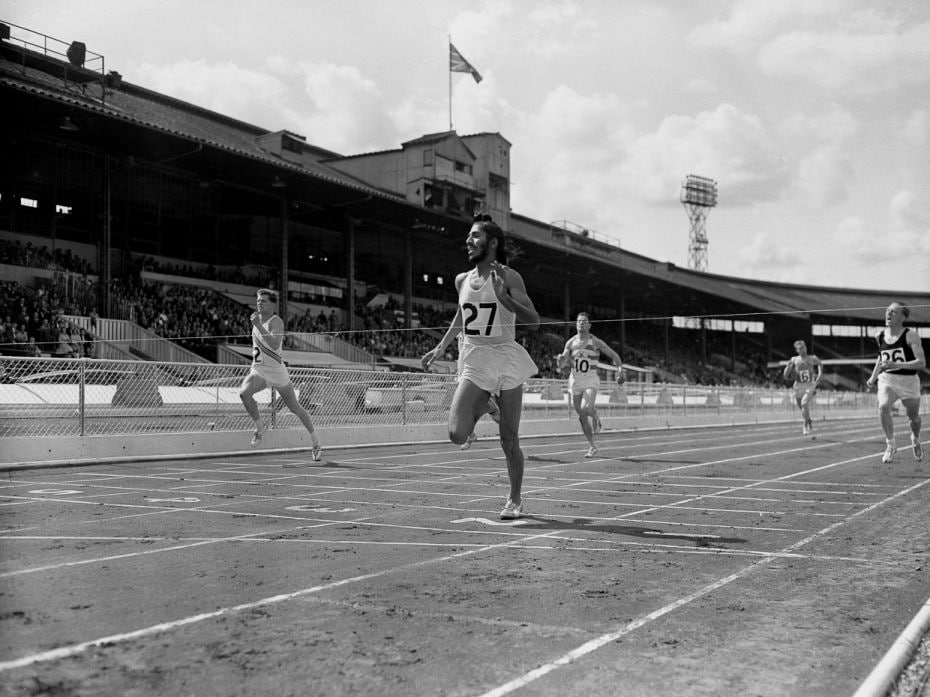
(62, 315, 209, 364)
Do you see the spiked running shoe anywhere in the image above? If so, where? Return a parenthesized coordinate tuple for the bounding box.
(913, 438, 923, 462)
(882, 444, 897, 464)
(499, 498, 524, 520)
(311, 446, 323, 462)
(584, 446, 599, 458)
(460, 432, 478, 450)
(250, 423, 268, 446)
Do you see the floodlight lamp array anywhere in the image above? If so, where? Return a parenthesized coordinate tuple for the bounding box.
(680, 174, 718, 207)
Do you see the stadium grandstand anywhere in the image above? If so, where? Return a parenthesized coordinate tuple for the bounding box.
(2, 20, 928, 394)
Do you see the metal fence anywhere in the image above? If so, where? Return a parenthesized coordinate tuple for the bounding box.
(0, 356, 878, 439)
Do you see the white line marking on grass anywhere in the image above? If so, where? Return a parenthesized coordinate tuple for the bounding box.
(476, 456, 930, 697)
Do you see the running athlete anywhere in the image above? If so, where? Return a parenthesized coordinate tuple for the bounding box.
(866, 302, 925, 463)
(422, 216, 540, 519)
(239, 288, 322, 460)
(556, 312, 623, 458)
(783, 340, 823, 436)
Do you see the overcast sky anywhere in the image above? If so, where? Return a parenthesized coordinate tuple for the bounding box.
(7, 0, 930, 293)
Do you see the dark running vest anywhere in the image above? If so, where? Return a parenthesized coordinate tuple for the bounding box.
(876, 328, 917, 375)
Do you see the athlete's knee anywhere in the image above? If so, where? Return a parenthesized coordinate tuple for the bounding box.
(449, 427, 469, 445)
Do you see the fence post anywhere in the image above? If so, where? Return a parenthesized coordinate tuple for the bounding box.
(78, 357, 86, 436)
(401, 374, 408, 426)
(271, 388, 277, 430)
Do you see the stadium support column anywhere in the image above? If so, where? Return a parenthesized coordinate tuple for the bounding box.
(101, 156, 112, 317)
(345, 215, 357, 331)
(619, 290, 626, 353)
(279, 196, 289, 327)
(563, 275, 571, 339)
(404, 230, 413, 331)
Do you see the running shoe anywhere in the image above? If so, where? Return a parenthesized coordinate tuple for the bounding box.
(913, 437, 923, 462)
(882, 444, 897, 463)
(460, 432, 478, 450)
(802, 423, 810, 436)
(311, 446, 323, 462)
(250, 423, 268, 446)
(499, 498, 524, 520)
(487, 395, 501, 424)
(584, 446, 599, 458)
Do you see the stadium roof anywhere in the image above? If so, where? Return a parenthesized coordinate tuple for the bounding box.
(3, 25, 928, 327)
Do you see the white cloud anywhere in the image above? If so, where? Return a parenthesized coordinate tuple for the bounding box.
(620, 104, 788, 207)
(134, 60, 290, 129)
(833, 192, 930, 265)
(296, 63, 395, 153)
(757, 16, 930, 93)
(689, 0, 846, 51)
(737, 231, 802, 270)
(903, 110, 929, 146)
(796, 147, 854, 207)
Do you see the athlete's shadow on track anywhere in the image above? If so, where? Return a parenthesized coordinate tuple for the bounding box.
(517, 516, 746, 547)
(282, 461, 363, 469)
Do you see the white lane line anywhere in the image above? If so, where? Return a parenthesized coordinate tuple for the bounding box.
(0, 527, 569, 672)
(476, 468, 930, 697)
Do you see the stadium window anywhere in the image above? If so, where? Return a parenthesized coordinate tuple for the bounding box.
(436, 276, 444, 286)
(673, 316, 701, 330)
(55, 204, 72, 215)
(733, 320, 763, 333)
(20, 197, 38, 208)
(423, 149, 433, 166)
(422, 273, 429, 283)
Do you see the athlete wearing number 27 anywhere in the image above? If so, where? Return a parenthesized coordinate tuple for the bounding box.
(422, 216, 540, 520)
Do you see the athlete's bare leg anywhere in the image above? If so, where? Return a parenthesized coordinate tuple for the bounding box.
(277, 383, 321, 449)
(239, 373, 267, 428)
(572, 392, 595, 448)
(448, 379, 492, 445)
(496, 384, 526, 505)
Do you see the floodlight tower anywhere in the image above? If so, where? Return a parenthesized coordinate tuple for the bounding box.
(680, 174, 718, 272)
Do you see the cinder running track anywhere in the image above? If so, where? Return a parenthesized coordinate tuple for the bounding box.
(1, 417, 927, 696)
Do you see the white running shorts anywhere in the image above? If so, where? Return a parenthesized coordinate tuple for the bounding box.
(248, 362, 291, 389)
(459, 341, 538, 394)
(878, 372, 921, 403)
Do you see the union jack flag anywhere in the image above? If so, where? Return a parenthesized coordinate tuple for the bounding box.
(450, 43, 483, 83)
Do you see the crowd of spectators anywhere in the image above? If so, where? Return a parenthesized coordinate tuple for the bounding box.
(0, 242, 778, 385)
(0, 280, 94, 358)
(0, 239, 94, 276)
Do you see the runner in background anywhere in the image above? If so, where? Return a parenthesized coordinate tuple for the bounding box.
(556, 312, 623, 458)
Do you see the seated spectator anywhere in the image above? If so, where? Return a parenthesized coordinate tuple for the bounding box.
(55, 324, 77, 357)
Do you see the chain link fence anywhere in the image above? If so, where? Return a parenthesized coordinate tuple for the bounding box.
(0, 356, 878, 440)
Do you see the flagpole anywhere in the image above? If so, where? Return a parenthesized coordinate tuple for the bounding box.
(448, 35, 453, 131)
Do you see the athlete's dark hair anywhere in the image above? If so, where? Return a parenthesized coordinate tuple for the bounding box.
(896, 302, 910, 319)
(257, 288, 278, 303)
(473, 214, 507, 264)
